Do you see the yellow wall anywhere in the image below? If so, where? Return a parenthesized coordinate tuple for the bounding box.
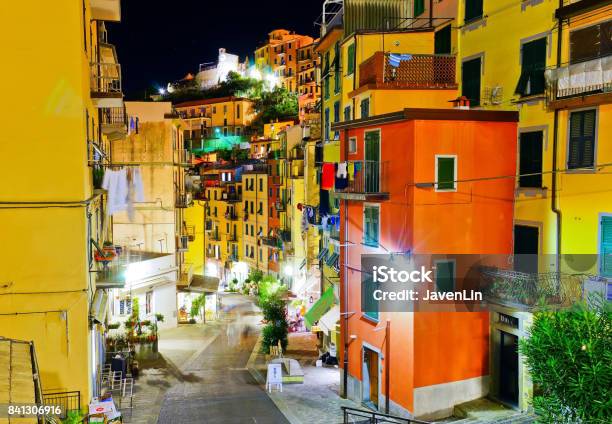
(242, 173, 269, 273)
(351, 88, 458, 119)
(185, 202, 205, 275)
(0, 0, 114, 405)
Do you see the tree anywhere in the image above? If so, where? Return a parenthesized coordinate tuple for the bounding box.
(260, 293, 289, 354)
(190, 294, 206, 322)
(520, 299, 612, 423)
(250, 87, 298, 133)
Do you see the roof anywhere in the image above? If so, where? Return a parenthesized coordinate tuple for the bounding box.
(331, 108, 519, 131)
(184, 275, 221, 293)
(314, 26, 343, 53)
(0, 338, 42, 407)
(174, 96, 251, 108)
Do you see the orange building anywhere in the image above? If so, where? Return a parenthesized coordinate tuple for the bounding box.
(254, 29, 315, 93)
(331, 108, 519, 419)
(297, 41, 320, 120)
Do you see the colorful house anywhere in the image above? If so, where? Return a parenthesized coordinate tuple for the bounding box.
(332, 107, 519, 419)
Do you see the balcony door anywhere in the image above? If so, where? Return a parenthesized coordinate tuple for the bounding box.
(499, 331, 519, 406)
(514, 224, 539, 274)
(364, 130, 380, 193)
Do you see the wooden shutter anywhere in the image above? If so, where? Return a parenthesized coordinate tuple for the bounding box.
(519, 131, 543, 188)
(601, 216, 612, 277)
(414, 0, 425, 17)
(364, 206, 379, 246)
(465, 0, 483, 23)
(347, 44, 355, 75)
(437, 157, 455, 190)
(568, 110, 596, 169)
(435, 25, 452, 55)
(516, 38, 546, 96)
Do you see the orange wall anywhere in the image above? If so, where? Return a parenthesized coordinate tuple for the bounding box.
(339, 117, 517, 412)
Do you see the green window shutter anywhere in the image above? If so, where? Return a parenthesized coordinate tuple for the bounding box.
(437, 157, 455, 190)
(436, 261, 455, 293)
(414, 0, 425, 17)
(568, 110, 596, 169)
(335, 69, 341, 94)
(462, 57, 481, 106)
(364, 206, 379, 247)
(434, 25, 452, 55)
(516, 38, 546, 96)
(465, 0, 483, 23)
(324, 76, 330, 99)
(361, 98, 370, 118)
(347, 44, 355, 75)
(601, 216, 612, 278)
(362, 274, 379, 321)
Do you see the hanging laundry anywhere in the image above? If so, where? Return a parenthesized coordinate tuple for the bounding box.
(102, 169, 129, 216)
(319, 189, 330, 217)
(301, 209, 309, 233)
(321, 215, 329, 231)
(348, 162, 355, 181)
(388, 54, 413, 68)
(335, 162, 348, 190)
(321, 163, 335, 190)
(132, 167, 145, 203)
(337, 162, 348, 178)
(307, 206, 317, 225)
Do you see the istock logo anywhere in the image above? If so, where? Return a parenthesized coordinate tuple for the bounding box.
(372, 265, 434, 283)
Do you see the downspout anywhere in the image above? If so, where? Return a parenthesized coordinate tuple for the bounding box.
(429, 0, 434, 27)
(342, 127, 349, 399)
(385, 320, 390, 414)
(552, 1, 563, 271)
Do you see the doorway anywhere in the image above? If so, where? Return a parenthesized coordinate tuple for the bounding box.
(364, 130, 380, 193)
(499, 331, 519, 406)
(362, 347, 379, 409)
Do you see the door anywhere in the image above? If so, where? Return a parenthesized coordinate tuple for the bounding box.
(514, 225, 539, 273)
(362, 348, 379, 408)
(364, 131, 380, 193)
(499, 331, 519, 406)
(519, 131, 543, 188)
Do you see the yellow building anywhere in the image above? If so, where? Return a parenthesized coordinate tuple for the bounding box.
(242, 165, 269, 273)
(173, 96, 256, 151)
(457, 0, 612, 410)
(0, 0, 123, 407)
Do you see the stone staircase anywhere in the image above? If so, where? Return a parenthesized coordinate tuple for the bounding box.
(436, 398, 537, 424)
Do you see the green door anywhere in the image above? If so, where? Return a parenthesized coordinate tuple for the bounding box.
(601, 216, 612, 278)
(364, 131, 380, 193)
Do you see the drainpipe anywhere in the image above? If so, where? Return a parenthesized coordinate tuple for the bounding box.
(342, 127, 349, 399)
(385, 320, 390, 414)
(429, 0, 434, 28)
(552, 1, 563, 271)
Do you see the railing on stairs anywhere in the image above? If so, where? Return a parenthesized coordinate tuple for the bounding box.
(342, 406, 431, 424)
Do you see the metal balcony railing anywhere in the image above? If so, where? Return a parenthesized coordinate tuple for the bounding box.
(100, 106, 127, 128)
(480, 267, 585, 310)
(335, 160, 389, 200)
(90, 62, 122, 96)
(222, 192, 241, 202)
(545, 55, 612, 105)
(261, 236, 280, 248)
(279, 230, 291, 242)
(342, 406, 430, 424)
(359, 52, 457, 89)
(175, 193, 192, 208)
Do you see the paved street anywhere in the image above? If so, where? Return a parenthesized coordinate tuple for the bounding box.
(150, 294, 290, 424)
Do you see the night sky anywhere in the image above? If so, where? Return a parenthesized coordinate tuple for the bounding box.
(109, 0, 323, 100)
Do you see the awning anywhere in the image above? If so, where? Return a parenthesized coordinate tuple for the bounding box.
(91, 289, 109, 324)
(304, 286, 336, 329)
(182, 275, 220, 293)
(319, 305, 340, 333)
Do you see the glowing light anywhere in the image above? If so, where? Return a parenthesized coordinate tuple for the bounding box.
(206, 262, 218, 277)
(158, 87, 166, 95)
(266, 74, 278, 88)
(284, 264, 293, 277)
(249, 68, 262, 80)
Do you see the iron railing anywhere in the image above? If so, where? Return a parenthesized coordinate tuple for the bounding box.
(101, 106, 127, 127)
(43, 391, 81, 420)
(261, 236, 281, 248)
(545, 55, 612, 105)
(480, 267, 585, 309)
(90, 62, 122, 95)
(342, 406, 430, 424)
(359, 52, 456, 89)
(222, 192, 241, 202)
(335, 160, 389, 196)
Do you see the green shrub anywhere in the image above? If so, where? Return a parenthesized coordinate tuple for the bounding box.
(259, 293, 288, 354)
(520, 300, 612, 423)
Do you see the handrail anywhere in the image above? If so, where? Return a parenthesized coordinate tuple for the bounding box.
(341, 406, 431, 424)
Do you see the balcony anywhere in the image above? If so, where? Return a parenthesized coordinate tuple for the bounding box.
(91, 0, 121, 22)
(175, 193, 192, 208)
(100, 106, 127, 140)
(480, 267, 585, 311)
(177, 235, 189, 252)
(545, 55, 612, 109)
(174, 149, 193, 166)
(210, 230, 221, 241)
(90, 62, 123, 108)
(261, 236, 281, 248)
(178, 262, 194, 287)
(279, 230, 291, 242)
(93, 246, 172, 289)
(358, 52, 457, 90)
(206, 249, 216, 259)
(334, 160, 389, 201)
(225, 211, 239, 221)
(275, 200, 286, 212)
(221, 192, 241, 202)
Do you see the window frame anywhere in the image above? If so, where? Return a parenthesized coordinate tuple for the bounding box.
(363, 203, 381, 248)
(348, 137, 358, 154)
(566, 107, 598, 172)
(434, 259, 456, 293)
(435, 154, 458, 192)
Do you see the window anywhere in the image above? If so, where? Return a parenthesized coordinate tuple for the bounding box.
(334, 101, 340, 123)
(324, 108, 330, 141)
(145, 291, 152, 314)
(600, 216, 612, 277)
(462, 57, 481, 107)
(324, 76, 330, 99)
(435, 155, 457, 191)
(465, 0, 483, 23)
(250, 201, 254, 214)
(364, 204, 380, 247)
(570, 21, 612, 64)
(435, 261, 455, 293)
(223, 105, 228, 113)
(434, 25, 452, 55)
(360, 98, 370, 118)
(362, 273, 379, 321)
(514, 225, 539, 273)
(568, 109, 596, 170)
(236, 104, 240, 118)
(334, 43, 340, 94)
(213, 106, 217, 114)
(119, 299, 132, 316)
(347, 43, 355, 75)
(258, 201, 263, 215)
(519, 131, 543, 188)
(516, 37, 546, 97)
(236, 127, 241, 136)
(270, 206, 274, 218)
(414, 0, 425, 17)
(344, 105, 352, 121)
(259, 178, 263, 191)
(259, 249, 263, 262)
(349, 137, 357, 154)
